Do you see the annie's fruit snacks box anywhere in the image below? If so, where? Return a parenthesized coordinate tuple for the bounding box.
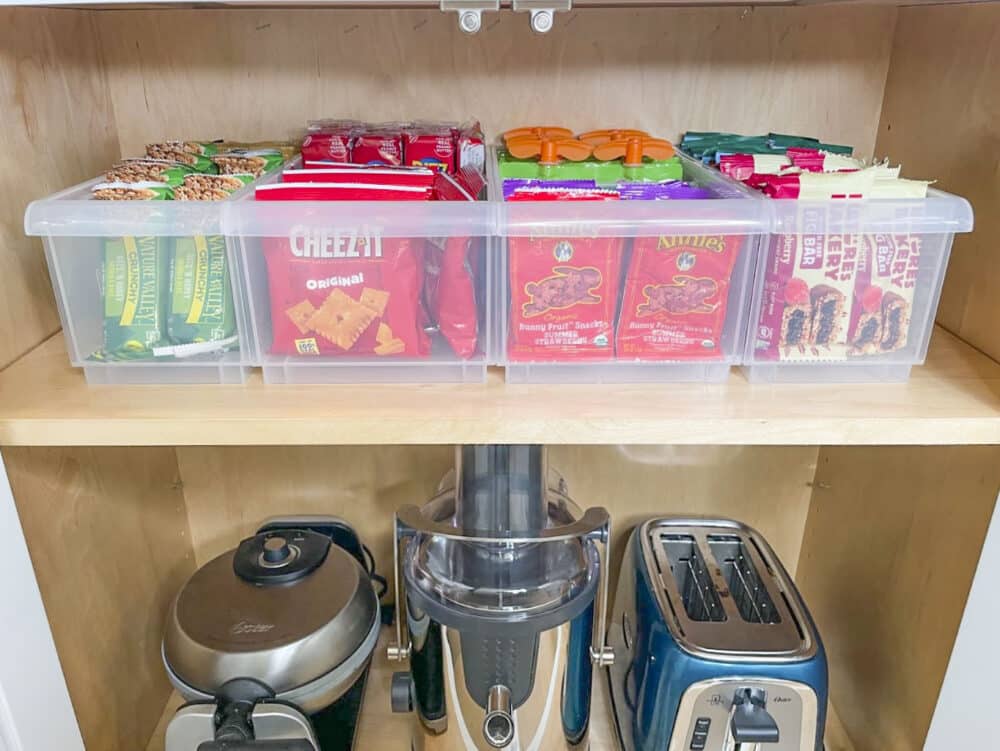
(24, 139, 295, 384)
(681, 131, 975, 383)
(491, 126, 769, 384)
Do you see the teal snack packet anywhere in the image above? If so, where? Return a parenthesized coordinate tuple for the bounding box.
(99, 236, 169, 359)
(168, 235, 237, 349)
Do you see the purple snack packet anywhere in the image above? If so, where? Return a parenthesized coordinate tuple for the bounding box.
(617, 180, 715, 200)
(503, 178, 598, 200)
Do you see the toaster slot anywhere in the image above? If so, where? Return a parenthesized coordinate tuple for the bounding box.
(707, 536, 781, 625)
(663, 535, 725, 623)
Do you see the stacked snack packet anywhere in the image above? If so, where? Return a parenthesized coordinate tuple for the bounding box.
(496, 126, 747, 363)
(255, 120, 486, 362)
(91, 139, 296, 362)
(680, 131, 930, 361)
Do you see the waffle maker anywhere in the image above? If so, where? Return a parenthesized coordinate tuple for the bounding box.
(162, 517, 381, 751)
(609, 518, 828, 751)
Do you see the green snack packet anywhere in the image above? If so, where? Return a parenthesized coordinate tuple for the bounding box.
(173, 173, 255, 201)
(497, 150, 683, 184)
(168, 235, 237, 349)
(105, 159, 195, 188)
(211, 149, 284, 177)
(92, 181, 174, 200)
(147, 140, 221, 158)
(145, 146, 217, 173)
(99, 236, 169, 360)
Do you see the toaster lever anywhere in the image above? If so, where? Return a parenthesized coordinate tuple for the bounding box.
(730, 688, 779, 744)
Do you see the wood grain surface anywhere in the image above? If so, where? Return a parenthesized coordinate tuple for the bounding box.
(1, 328, 999, 447)
(796, 445, 1000, 751)
(0, 8, 119, 369)
(3, 445, 194, 751)
(876, 3, 1000, 363)
(95, 5, 895, 158)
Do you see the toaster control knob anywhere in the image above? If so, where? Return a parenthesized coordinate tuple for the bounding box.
(730, 688, 779, 744)
(262, 536, 292, 564)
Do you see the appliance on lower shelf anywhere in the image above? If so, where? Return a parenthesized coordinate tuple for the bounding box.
(609, 518, 828, 751)
(161, 517, 381, 751)
(387, 445, 614, 749)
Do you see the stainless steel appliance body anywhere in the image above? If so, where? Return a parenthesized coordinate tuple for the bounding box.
(389, 446, 614, 750)
(162, 520, 381, 750)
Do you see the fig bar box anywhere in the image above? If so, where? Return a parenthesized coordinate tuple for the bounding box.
(263, 228, 429, 358)
(617, 235, 743, 359)
(507, 236, 623, 361)
(754, 220, 920, 361)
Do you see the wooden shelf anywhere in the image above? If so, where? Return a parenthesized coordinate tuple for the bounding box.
(145, 631, 856, 751)
(1, 327, 998, 447)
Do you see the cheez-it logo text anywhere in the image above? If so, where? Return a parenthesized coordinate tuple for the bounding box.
(289, 225, 383, 259)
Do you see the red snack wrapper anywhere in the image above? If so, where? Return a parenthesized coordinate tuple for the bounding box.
(256, 182, 432, 201)
(282, 166, 436, 189)
(719, 153, 791, 181)
(263, 230, 429, 357)
(352, 131, 403, 166)
(425, 236, 479, 358)
(301, 127, 355, 164)
(405, 129, 457, 172)
(616, 235, 743, 359)
(507, 236, 623, 361)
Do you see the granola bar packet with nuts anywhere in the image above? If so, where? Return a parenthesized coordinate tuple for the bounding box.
(92, 181, 174, 201)
(147, 140, 221, 157)
(212, 149, 284, 177)
(174, 173, 255, 201)
(168, 235, 237, 350)
(105, 159, 195, 188)
(144, 144, 217, 173)
(96, 235, 170, 360)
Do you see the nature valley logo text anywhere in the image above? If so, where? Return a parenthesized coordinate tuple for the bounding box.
(289, 225, 383, 259)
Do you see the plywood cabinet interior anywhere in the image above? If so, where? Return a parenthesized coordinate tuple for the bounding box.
(1, 2, 999, 751)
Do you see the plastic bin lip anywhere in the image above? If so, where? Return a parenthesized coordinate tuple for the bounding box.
(223, 199, 495, 239)
(767, 188, 975, 235)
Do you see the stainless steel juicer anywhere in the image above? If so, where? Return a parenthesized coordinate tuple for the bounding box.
(388, 445, 613, 749)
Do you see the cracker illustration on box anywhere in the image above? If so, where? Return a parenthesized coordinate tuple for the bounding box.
(305, 289, 378, 350)
(522, 266, 603, 317)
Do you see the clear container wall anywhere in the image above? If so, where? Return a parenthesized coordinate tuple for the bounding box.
(228, 177, 494, 384)
(491, 153, 769, 384)
(743, 194, 973, 383)
(27, 180, 254, 385)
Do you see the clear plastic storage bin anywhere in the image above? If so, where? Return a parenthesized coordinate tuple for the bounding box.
(24, 180, 255, 384)
(491, 151, 770, 383)
(743, 194, 974, 383)
(226, 168, 493, 384)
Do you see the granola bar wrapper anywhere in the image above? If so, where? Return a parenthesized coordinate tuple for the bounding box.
(174, 173, 255, 201)
(105, 159, 195, 188)
(617, 235, 743, 360)
(507, 236, 623, 361)
(144, 145, 217, 173)
(168, 235, 237, 350)
(752, 209, 920, 361)
(147, 140, 220, 157)
(96, 236, 169, 360)
(212, 149, 284, 177)
(263, 230, 429, 357)
(92, 181, 174, 201)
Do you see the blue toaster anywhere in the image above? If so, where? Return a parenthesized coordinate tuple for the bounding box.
(608, 518, 828, 751)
